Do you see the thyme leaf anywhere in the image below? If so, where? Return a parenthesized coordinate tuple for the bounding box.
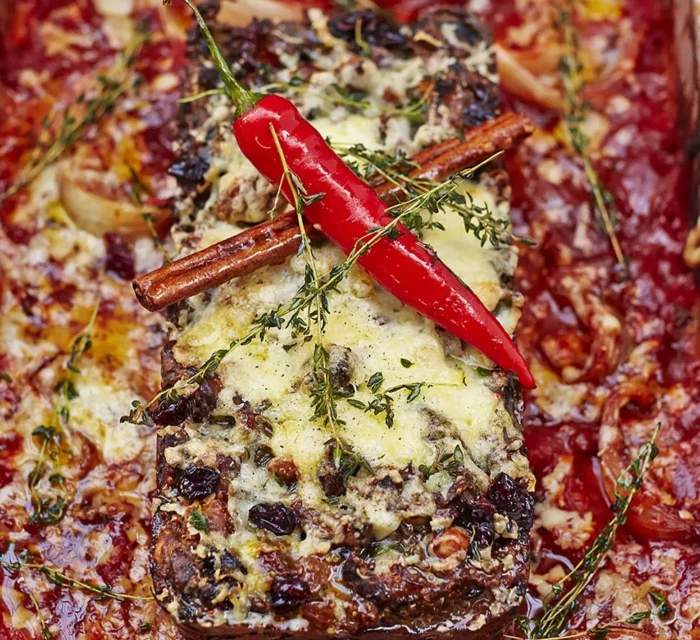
(189, 509, 210, 534)
(3, 29, 148, 201)
(557, 1, 627, 273)
(518, 423, 661, 639)
(29, 299, 100, 525)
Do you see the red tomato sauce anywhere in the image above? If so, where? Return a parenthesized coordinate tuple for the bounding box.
(1, 0, 697, 637)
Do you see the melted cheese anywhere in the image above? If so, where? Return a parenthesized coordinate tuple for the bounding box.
(167, 10, 531, 551)
(175, 182, 522, 527)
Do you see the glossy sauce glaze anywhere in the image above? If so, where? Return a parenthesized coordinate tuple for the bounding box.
(0, 0, 698, 638)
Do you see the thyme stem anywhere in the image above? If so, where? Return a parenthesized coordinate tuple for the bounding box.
(267, 125, 345, 444)
(519, 423, 661, 638)
(557, 0, 627, 272)
(3, 30, 148, 201)
(1, 556, 153, 602)
(166, 0, 259, 116)
(29, 298, 100, 524)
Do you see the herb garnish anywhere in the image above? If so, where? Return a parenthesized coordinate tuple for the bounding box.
(557, 1, 627, 272)
(419, 444, 465, 480)
(347, 373, 427, 427)
(28, 591, 52, 639)
(189, 509, 210, 534)
(258, 78, 434, 124)
(3, 28, 148, 201)
(515, 424, 661, 639)
(334, 142, 528, 248)
(0, 552, 153, 603)
(29, 299, 100, 525)
(126, 154, 500, 438)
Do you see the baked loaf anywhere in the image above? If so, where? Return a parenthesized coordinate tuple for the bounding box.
(151, 4, 534, 638)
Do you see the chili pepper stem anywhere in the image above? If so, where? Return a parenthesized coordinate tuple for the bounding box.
(166, 0, 260, 116)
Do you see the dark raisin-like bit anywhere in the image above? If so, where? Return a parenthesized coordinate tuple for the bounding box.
(328, 10, 406, 50)
(448, 479, 496, 544)
(168, 152, 211, 184)
(320, 471, 346, 497)
(486, 473, 534, 542)
(342, 555, 389, 605)
(254, 444, 274, 467)
(104, 232, 135, 280)
(152, 375, 223, 426)
(269, 575, 311, 610)
(176, 465, 220, 500)
(220, 550, 244, 577)
(249, 502, 298, 536)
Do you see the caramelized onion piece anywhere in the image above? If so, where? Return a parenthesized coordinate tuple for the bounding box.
(217, 0, 303, 27)
(57, 164, 167, 239)
(599, 384, 700, 543)
(683, 224, 700, 268)
(507, 45, 563, 75)
(496, 45, 565, 111)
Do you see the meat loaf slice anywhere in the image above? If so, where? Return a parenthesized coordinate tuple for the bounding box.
(152, 4, 534, 638)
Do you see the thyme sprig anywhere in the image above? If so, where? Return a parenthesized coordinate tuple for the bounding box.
(129, 167, 172, 264)
(334, 142, 526, 248)
(28, 591, 52, 639)
(267, 125, 344, 441)
(347, 372, 428, 427)
(0, 554, 153, 603)
(419, 444, 465, 480)
(29, 299, 100, 525)
(259, 77, 433, 125)
(3, 29, 148, 201)
(126, 155, 499, 426)
(269, 125, 376, 474)
(557, 1, 627, 272)
(517, 423, 661, 639)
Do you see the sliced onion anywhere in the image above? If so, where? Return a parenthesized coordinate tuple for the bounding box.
(217, 0, 304, 27)
(684, 225, 700, 268)
(496, 45, 565, 112)
(507, 45, 563, 75)
(599, 385, 700, 543)
(57, 164, 167, 239)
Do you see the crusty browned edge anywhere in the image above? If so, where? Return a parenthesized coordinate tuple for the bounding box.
(171, 584, 527, 640)
(152, 3, 533, 638)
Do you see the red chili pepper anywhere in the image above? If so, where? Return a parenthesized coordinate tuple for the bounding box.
(173, 0, 535, 389)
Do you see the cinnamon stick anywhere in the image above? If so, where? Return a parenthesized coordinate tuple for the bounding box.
(133, 113, 533, 312)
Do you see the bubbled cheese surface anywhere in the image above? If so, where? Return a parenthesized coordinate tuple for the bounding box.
(169, 16, 531, 541)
